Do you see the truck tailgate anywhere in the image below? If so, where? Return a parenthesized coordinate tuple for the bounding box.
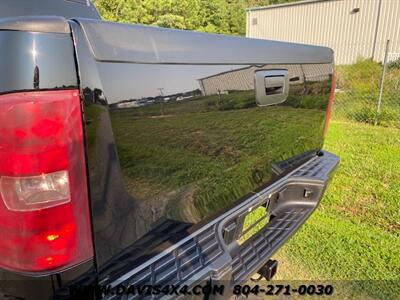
(69, 18, 337, 287)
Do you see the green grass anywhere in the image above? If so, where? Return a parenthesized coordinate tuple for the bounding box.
(334, 59, 400, 128)
(239, 206, 269, 245)
(272, 121, 400, 299)
(108, 89, 399, 298)
(110, 95, 325, 220)
(112, 90, 257, 118)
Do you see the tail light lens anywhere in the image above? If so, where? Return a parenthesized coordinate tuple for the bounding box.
(323, 71, 336, 136)
(0, 90, 93, 274)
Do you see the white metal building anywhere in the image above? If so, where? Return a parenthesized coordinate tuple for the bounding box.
(198, 64, 332, 96)
(246, 0, 400, 65)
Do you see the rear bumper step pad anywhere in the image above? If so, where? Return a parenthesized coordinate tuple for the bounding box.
(102, 151, 339, 299)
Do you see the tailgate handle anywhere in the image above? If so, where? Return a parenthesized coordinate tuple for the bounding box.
(255, 69, 289, 106)
(265, 75, 285, 95)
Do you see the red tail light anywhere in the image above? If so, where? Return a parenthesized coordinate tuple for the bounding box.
(323, 71, 336, 136)
(0, 90, 93, 274)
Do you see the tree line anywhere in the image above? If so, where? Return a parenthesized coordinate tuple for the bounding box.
(93, 0, 298, 36)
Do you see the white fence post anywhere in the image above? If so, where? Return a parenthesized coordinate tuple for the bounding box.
(376, 39, 391, 125)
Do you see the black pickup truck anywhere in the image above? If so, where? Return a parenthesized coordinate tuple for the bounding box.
(0, 0, 339, 299)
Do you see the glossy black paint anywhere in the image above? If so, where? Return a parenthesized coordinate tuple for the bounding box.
(0, 16, 71, 34)
(76, 18, 332, 65)
(70, 20, 334, 280)
(0, 31, 78, 95)
(0, 0, 100, 20)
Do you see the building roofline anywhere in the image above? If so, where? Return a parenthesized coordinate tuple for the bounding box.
(246, 0, 335, 12)
(198, 65, 254, 81)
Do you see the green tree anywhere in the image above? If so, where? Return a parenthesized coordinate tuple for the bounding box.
(154, 14, 186, 29)
(92, 0, 300, 35)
